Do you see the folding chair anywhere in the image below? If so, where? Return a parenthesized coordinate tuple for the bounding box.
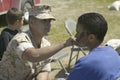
(65, 18, 87, 72)
(50, 50, 69, 76)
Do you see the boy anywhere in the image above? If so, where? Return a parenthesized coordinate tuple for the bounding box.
(0, 8, 24, 60)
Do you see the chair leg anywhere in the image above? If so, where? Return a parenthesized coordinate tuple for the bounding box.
(58, 59, 69, 76)
(75, 50, 80, 63)
(67, 50, 73, 72)
(80, 47, 86, 56)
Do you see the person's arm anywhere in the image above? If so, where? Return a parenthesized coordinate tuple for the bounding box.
(2, 32, 10, 51)
(22, 37, 75, 62)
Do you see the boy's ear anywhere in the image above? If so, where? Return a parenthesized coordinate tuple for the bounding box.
(88, 34, 96, 42)
(14, 20, 19, 25)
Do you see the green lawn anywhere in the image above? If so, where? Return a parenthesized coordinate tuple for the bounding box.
(41, 0, 120, 44)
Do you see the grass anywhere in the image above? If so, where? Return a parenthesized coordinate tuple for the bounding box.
(41, 0, 120, 45)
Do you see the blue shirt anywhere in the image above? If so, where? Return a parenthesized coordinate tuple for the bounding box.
(67, 46, 120, 80)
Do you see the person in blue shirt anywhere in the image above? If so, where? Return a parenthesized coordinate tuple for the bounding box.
(67, 12, 120, 80)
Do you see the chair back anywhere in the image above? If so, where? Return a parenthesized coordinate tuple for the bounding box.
(65, 18, 76, 36)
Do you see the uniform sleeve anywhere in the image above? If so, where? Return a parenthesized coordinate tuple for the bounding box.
(8, 33, 34, 59)
(16, 42, 34, 58)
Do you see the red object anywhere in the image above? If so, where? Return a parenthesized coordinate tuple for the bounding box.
(0, 0, 11, 13)
(34, 0, 40, 5)
(11, 0, 20, 9)
(0, 0, 41, 15)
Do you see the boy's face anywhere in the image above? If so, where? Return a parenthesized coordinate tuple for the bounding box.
(14, 16, 24, 29)
(75, 23, 89, 47)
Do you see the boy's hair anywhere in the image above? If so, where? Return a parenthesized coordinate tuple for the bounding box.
(77, 12, 108, 42)
(6, 8, 24, 25)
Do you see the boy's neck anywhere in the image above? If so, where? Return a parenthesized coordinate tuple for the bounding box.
(8, 24, 17, 30)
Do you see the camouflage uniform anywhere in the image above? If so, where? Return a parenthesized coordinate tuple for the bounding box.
(0, 31, 51, 80)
